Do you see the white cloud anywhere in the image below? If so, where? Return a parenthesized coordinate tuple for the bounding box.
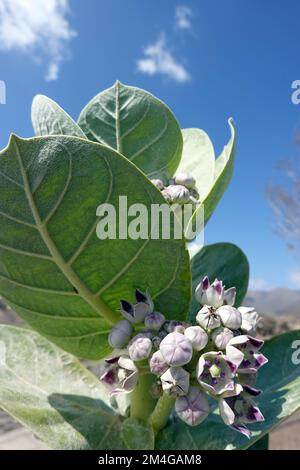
(175, 5, 193, 31)
(137, 34, 190, 83)
(0, 0, 76, 81)
(249, 278, 272, 291)
(289, 268, 300, 288)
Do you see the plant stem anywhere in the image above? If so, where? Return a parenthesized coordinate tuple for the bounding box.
(149, 394, 175, 435)
(130, 372, 156, 422)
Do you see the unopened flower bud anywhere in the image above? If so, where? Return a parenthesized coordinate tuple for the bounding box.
(151, 330, 168, 348)
(160, 332, 193, 366)
(238, 306, 258, 335)
(158, 330, 168, 340)
(174, 172, 196, 189)
(175, 386, 209, 426)
(161, 366, 190, 396)
(211, 327, 234, 350)
(162, 185, 191, 204)
(152, 336, 162, 349)
(184, 326, 208, 351)
(108, 320, 133, 349)
(151, 179, 164, 190)
(128, 335, 152, 361)
(217, 305, 242, 330)
(144, 311, 165, 331)
(164, 320, 182, 333)
(149, 350, 169, 376)
(196, 305, 221, 330)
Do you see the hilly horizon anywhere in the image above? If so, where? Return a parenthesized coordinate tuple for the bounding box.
(245, 288, 300, 316)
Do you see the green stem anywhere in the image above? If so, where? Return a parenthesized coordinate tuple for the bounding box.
(130, 372, 156, 422)
(149, 394, 175, 435)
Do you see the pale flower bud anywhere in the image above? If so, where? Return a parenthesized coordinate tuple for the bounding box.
(217, 305, 242, 330)
(149, 350, 169, 376)
(160, 366, 190, 396)
(128, 335, 152, 361)
(211, 327, 234, 350)
(161, 185, 191, 204)
(144, 311, 165, 331)
(160, 332, 193, 366)
(184, 326, 208, 351)
(238, 306, 258, 335)
(174, 172, 196, 189)
(175, 386, 209, 426)
(196, 305, 221, 330)
(164, 320, 182, 333)
(151, 179, 164, 190)
(108, 320, 133, 349)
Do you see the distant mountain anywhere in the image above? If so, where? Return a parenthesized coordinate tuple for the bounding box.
(245, 289, 300, 316)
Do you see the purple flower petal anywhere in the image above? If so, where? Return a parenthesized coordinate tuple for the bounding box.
(230, 424, 251, 438)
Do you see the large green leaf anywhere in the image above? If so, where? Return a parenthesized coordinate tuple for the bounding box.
(248, 434, 269, 450)
(121, 418, 155, 450)
(0, 134, 190, 359)
(187, 119, 235, 236)
(31, 95, 86, 139)
(78, 81, 183, 179)
(177, 129, 215, 201)
(155, 330, 300, 450)
(0, 325, 124, 450)
(189, 242, 249, 321)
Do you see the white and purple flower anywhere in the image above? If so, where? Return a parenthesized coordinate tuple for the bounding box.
(120, 289, 153, 324)
(226, 335, 268, 374)
(219, 386, 264, 438)
(196, 351, 240, 396)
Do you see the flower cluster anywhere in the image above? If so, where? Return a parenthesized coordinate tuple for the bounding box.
(151, 172, 200, 206)
(100, 279, 267, 438)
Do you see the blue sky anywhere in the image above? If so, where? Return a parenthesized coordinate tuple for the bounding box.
(0, 0, 300, 290)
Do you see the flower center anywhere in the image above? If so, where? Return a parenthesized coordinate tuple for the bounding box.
(209, 364, 221, 378)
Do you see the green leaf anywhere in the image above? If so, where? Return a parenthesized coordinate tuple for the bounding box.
(0, 134, 190, 359)
(177, 129, 215, 201)
(187, 119, 235, 235)
(31, 95, 86, 139)
(0, 325, 124, 450)
(155, 330, 300, 450)
(121, 418, 155, 450)
(189, 242, 249, 321)
(78, 81, 183, 179)
(248, 434, 269, 450)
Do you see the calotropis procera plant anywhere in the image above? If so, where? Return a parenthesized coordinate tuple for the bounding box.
(0, 82, 298, 450)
